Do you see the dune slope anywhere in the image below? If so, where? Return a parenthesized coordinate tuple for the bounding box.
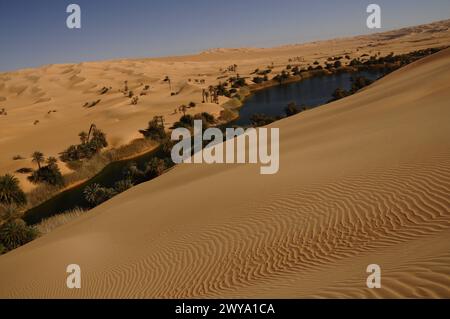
(0, 49, 449, 298)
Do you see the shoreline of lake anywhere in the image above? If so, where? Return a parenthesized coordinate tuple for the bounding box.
(21, 65, 392, 225)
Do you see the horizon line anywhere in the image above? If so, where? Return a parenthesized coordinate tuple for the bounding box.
(2, 17, 449, 74)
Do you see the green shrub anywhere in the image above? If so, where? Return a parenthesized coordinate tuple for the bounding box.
(200, 112, 216, 124)
(350, 76, 373, 93)
(250, 114, 278, 127)
(252, 76, 265, 84)
(230, 76, 246, 88)
(160, 139, 177, 159)
(285, 102, 300, 117)
(215, 84, 230, 97)
(139, 117, 167, 141)
(331, 88, 350, 101)
(273, 71, 290, 84)
(114, 179, 134, 193)
(145, 158, 167, 179)
(83, 184, 117, 207)
(28, 163, 64, 186)
(0, 174, 27, 206)
(0, 219, 38, 251)
(172, 114, 194, 129)
(60, 126, 108, 162)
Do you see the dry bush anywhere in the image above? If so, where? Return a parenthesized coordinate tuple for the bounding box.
(222, 98, 242, 110)
(26, 183, 63, 210)
(36, 208, 86, 235)
(64, 153, 112, 185)
(108, 138, 157, 161)
(219, 109, 238, 123)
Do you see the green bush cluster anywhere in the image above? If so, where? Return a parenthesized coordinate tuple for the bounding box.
(171, 112, 216, 130)
(0, 174, 27, 206)
(139, 116, 167, 141)
(60, 126, 108, 162)
(0, 219, 38, 252)
(285, 102, 301, 117)
(83, 183, 118, 207)
(28, 160, 64, 186)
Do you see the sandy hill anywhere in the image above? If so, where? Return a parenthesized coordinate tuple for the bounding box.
(0, 47, 449, 298)
(1, 19, 450, 191)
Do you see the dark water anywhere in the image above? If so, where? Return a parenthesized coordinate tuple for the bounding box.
(234, 71, 384, 126)
(24, 71, 384, 225)
(23, 147, 163, 225)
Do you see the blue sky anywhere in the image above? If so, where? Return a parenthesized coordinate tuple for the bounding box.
(0, 0, 449, 71)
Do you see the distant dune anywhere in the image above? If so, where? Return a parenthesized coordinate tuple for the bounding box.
(0, 44, 449, 298)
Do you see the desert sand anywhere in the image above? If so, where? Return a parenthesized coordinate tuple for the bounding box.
(1, 19, 450, 191)
(0, 21, 449, 297)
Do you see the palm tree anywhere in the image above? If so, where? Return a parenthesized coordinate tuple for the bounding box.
(0, 174, 27, 206)
(83, 183, 102, 206)
(47, 157, 58, 167)
(0, 204, 21, 226)
(31, 151, 44, 169)
(0, 218, 37, 251)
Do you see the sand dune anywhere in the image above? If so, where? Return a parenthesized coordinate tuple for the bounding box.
(0, 45, 449, 298)
(1, 20, 450, 192)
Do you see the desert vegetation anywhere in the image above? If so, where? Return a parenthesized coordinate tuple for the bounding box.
(219, 108, 238, 123)
(28, 154, 64, 186)
(0, 176, 37, 254)
(80, 141, 175, 211)
(0, 174, 27, 207)
(2, 46, 447, 256)
(0, 217, 38, 253)
(285, 102, 301, 117)
(229, 75, 247, 88)
(171, 112, 216, 130)
(36, 207, 86, 235)
(83, 183, 118, 207)
(83, 99, 101, 108)
(25, 137, 157, 212)
(99, 86, 111, 95)
(250, 114, 281, 127)
(139, 116, 167, 141)
(60, 124, 108, 163)
(330, 76, 374, 102)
